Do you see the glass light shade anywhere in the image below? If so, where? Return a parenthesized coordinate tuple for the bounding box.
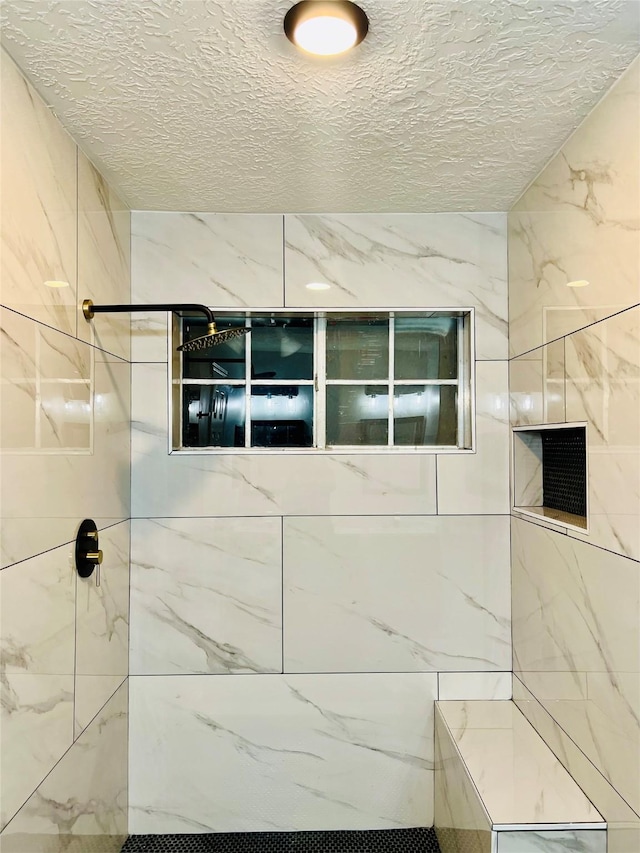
(294, 15, 357, 55)
(284, 2, 368, 57)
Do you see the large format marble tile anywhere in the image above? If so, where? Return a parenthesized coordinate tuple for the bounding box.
(437, 361, 510, 514)
(509, 57, 640, 358)
(0, 544, 75, 829)
(77, 152, 131, 360)
(437, 701, 603, 826)
(510, 339, 565, 427)
(0, 49, 77, 336)
(434, 707, 492, 853)
(512, 517, 640, 813)
(0, 681, 128, 853)
(438, 673, 512, 701)
(283, 515, 511, 673)
(130, 517, 282, 675)
(75, 521, 129, 736)
(131, 362, 437, 518)
(513, 677, 640, 853)
(564, 307, 640, 560)
(1, 309, 130, 568)
(129, 673, 436, 833)
(497, 830, 605, 853)
(131, 212, 284, 362)
(284, 214, 508, 361)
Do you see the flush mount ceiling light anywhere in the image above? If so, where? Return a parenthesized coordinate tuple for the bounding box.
(305, 281, 332, 290)
(284, 1, 369, 56)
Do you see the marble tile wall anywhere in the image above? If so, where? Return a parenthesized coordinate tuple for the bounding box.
(0, 48, 131, 853)
(509, 57, 639, 357)
(129, 674, 437, 833)
(129, 208, 511, 831)
(508, 52, 640, 853)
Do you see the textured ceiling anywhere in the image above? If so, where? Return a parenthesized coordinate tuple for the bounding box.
(1, 0, 639, 212)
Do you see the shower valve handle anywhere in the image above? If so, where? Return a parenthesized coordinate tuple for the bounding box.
(75, 519, 103, 585)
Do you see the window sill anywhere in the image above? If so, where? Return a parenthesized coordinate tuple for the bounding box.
(170, 446, 475, 456)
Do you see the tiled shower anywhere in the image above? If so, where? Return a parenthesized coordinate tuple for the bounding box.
(0, 39, 638, 853)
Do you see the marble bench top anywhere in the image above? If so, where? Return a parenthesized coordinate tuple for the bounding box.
(437, 700, 605, 827)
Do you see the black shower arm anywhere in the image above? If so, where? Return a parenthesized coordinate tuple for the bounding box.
(82, 300, 215, 326)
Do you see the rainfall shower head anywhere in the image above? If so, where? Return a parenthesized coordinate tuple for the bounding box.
(178, 323, 250, 352)
(82, 300, 249, 353)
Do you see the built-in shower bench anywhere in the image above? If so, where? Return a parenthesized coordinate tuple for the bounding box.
(434, 700, 606, 853)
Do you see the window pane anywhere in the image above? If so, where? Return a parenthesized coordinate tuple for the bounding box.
(326, 317, 388, 380)
(326, 385, 389, 446)
(394, 316, 457, 380)
(183, 384, 245, 447)
(251, 317, 313, 380)
(251, 385, 313, 447)
(393, 385, 457, 446)
(183, 316, 246, 380)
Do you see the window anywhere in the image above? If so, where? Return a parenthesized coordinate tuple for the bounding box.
(173, 311, 472, 452)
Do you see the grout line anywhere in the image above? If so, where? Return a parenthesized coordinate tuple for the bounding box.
(513, 674, 640, 822)
(508, 302, 640, 361)
(0, 679, 127, 834)
(0, 305, 130, 363)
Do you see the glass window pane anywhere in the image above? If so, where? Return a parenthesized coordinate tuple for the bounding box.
(326, 385, 389, 446)
(183, 316, 246, 380)
(251, 385, 313, 447)
(393, 385, 457, 446)
(394, 316, 458, 380)
(183, 384, 246, 447)
(251, 317, 313, 380)
(327, 317, 388, 380)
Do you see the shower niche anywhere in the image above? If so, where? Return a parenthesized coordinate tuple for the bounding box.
(512, 423, 588, 531)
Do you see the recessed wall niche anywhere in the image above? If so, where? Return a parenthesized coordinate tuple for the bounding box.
(513, 423, 588, 531)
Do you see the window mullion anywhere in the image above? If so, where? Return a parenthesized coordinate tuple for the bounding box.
(245, 315, 252, 448)
(388, 314, 395, 446)
(456, 314, 464, 449)
(316, 316, 327, 449)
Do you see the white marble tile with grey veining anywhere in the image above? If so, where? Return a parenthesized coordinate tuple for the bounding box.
(285, 213, 508, 361)
(513, 677, 640, 853)
(512, 517, 640, 813)
(283, 515, 511, 673)
(0, 681, 128, 853)
(438, 672, 512, 701)
(564, 307, 640, 560)
(0, 49, 77, 336)
(0, 544, 76, 829)
(434, 707, 492, 853)
(130, 517, 282, 675)
(75, 521, 129, 736)
(510, 339, 566, 427)
(77, 152, 131, 361)
(131, 212, 284, 361)
(437, 360, 510, 514)
(437, 700, 604, 826)
(1, 308, 131, 568)
(129, 673, 436, 833)
(512, 430, 543, 509)
(131, 361, 437, 518)
(509, 57, 639, 358)
(497, 830, 606, 853)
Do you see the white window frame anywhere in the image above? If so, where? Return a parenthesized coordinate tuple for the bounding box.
(170, 307, 476, 455)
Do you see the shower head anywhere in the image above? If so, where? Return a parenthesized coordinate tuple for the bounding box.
(177, 322, 250, 352)
(82, 300, 250, 353)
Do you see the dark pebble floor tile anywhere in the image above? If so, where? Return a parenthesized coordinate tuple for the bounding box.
(121, 827, 441, 853)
